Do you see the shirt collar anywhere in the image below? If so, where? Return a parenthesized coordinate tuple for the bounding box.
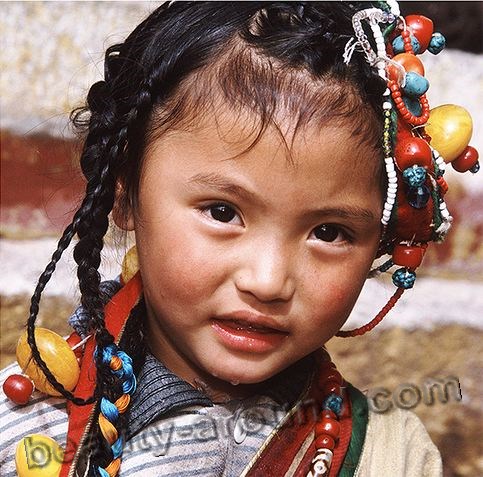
(127, 353, 314, 439)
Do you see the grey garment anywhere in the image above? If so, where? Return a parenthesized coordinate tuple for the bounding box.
(123, 353, 314, 476)
(122, 393, 290, 477)
(127, 354, 212, 440)
(127, 352, 314, 440)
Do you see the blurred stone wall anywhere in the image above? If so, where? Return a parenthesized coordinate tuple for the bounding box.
(1, 1, 482, 270)
(1, 2, 481, 136)
(1, 1, 154, 135)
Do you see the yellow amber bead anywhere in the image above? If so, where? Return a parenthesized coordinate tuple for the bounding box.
(15, 434, 64, 477)
(425, 105, 473, 162)
(121, 245, 139, 284)
(16, 328, 80, 396)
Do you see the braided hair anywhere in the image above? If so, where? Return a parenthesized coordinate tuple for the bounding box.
(26, 2, 388, 474)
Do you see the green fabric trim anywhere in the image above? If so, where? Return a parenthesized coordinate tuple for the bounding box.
(338, 384, 369, 477)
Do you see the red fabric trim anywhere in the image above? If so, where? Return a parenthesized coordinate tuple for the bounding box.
(246, 378, 352, 477)
(60, 272, 143, 477)
(245, 409, 315, 476)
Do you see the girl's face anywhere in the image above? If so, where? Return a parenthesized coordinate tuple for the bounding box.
(119, 105, 383, 394)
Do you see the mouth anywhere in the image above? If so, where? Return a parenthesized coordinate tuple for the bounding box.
(211, 313, 289, 353)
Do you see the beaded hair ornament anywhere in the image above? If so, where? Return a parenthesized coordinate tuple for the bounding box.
(4, 2, 479, 477)
(336, 0, 479, 337)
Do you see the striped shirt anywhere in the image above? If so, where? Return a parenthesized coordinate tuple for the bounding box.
(0, 355, 444, 477)
(0, 352, 312, 476)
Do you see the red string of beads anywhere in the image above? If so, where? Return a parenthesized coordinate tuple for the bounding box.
(336, 288, 405, 337)
(389, 80, 430, 126)
(401, 29, 415, 55)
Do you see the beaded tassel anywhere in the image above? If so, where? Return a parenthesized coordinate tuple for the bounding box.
(306, 361, 344, 477)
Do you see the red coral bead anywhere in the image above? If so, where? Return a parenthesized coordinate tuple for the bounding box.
(392, 244, 426, 269)
(451, 146, 479, 173)
(323, 370, 343, 385)
(322, 381, 342, 396)
(321, 410, 337, 420)
(406, 15, 434, 52)
(395, 137, 433, 170)
(315, 435, 336, 450)
(315, 419, 341, 439)
(3, 374, 34, 405)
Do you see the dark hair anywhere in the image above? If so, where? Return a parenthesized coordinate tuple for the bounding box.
(26, 2, 386, 474)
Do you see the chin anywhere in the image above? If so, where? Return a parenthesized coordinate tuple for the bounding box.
(207, 358, 287, 386)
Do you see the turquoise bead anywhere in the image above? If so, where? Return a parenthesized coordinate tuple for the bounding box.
(392, 34, 420, 54)
(403, 96, 422, 116)
(392, 268, 417, 289)
(403, 72, 429, 97)
(428, 32, 446, 54)
(323, 393, 343, 416)
(403, 166, 427, 187)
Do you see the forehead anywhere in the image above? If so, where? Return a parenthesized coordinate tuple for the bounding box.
(143, 102, 383, 207)
(147, 42, 383, 164)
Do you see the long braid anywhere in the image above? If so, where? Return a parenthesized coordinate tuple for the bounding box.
(67, 50, 167, 476)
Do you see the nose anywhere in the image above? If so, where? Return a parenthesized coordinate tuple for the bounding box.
(234, 239, 295, 303)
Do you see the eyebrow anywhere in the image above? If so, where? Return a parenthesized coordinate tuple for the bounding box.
(303, 206, 377, 224)
(188, 172, 377, 223)
(188, 172, 257, 203)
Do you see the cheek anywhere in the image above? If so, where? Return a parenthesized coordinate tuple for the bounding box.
(136, 223, 222, 303)
(303, 262, 370, 328)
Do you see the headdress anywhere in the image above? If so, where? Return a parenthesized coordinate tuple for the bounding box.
(336, 0, 479, 337)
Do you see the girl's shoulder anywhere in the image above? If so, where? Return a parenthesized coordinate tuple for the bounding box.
(355, 405, 443, 477)
(0, 362, 69, 477)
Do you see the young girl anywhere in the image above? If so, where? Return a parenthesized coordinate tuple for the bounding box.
(1, 2, 479, 476)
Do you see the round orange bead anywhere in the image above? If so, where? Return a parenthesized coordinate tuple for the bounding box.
(391, 53, 425, 76)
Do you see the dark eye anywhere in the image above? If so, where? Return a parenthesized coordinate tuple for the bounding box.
(312, 224, 343, 242)
(207, 204, 238, 223)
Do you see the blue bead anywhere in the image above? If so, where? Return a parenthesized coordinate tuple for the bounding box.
(403, 166, 427, 187)
(428, 32, 446, 54)
(403, 96, 422, 116)
(470, 161, 480, 174)
(392, 268, 417, 289)
(392, 34, 420, 54)
(407, 184, 430, 209)
(403, 72, 429, 97)
(323, 393, 343, 416)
